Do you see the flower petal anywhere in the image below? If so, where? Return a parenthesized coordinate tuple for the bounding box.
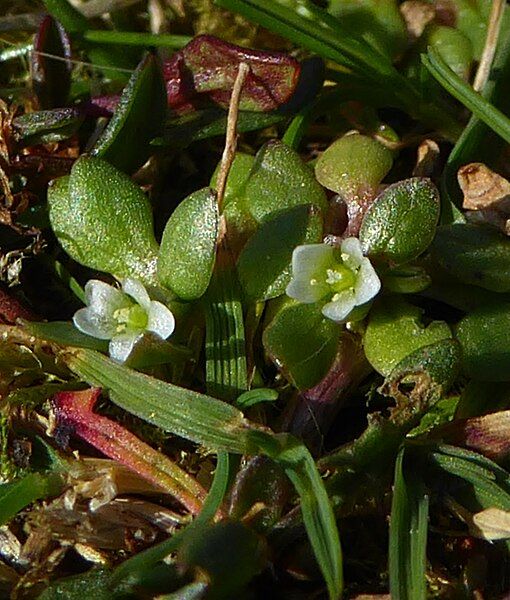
(109, 332, 143, 363)
(73, 307, 117, 340)
(341, 237, 364, 270)
(286, 244, 333, 302)
(84, 279, 130, 317)
(354, 258, 381, 305)
(147, 301, 175, 339)
(322, 290, 356, 322)
(122, 278, 151, 311)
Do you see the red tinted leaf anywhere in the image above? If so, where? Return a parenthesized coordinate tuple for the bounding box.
(163, 35, 300, 111)
(32, 15, 72, 109)
(83, 35, 300, 117)
(0, 287, 37, 323)
(52, 388, 207, 514)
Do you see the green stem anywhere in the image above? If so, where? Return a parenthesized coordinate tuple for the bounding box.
(83, 30, 192, 49)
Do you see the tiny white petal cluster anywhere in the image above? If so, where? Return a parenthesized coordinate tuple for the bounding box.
(73, 278, 175, 363)
(286, 238, 381, 323)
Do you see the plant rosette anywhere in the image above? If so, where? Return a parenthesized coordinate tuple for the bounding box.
(73, 278, 175, 363)
(286, 237, 381, 323)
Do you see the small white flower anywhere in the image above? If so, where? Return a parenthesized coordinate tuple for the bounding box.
(73, 278, 175, 363)
(286, 238, 381, 323)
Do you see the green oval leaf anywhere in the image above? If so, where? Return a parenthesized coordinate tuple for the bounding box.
(238, 204, 323, 301)
(48, 156, 159, 284)
(243, 140, 328, 224)
(92, 53, 167, 174)
(360, 178, 440, 265)
(364, 297, 451, 376)
(13, 108, 83, 147)
(456, 303, 510, 381)
(158, 187, 219, 301)
(431, 223, 510, 292)
(263, 302, 341, 390)
(315, 132, 393, 197)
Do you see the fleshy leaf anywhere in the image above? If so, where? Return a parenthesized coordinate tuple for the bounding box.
(48, 157, 159, 285)
(315, 132, 393, 198)
(238, 204, 323, 301)
(359, 178, 440, 265)
(363, 297, 451, 376)
(263, 301, 342, 390)
(163, 34, 301, 112)
(92, 53, 167, 174)
(13, 108, 84, 147)
(431, 223, 510, 292)
(243, 140, 328, 224)
(456, 302, 510, 381)
(158, 187, 218, 301)
(31, 15, 72, 109)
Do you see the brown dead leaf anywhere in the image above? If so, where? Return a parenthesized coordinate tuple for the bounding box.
(413, 139, 440, 177)
(400, 1, 436, 38)
(472, 507, 510, 541)
(459, 162, 510, 211)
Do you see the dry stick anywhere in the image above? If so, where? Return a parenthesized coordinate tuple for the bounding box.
(473, 0, 506, 92)
(215, 62, 250, 214)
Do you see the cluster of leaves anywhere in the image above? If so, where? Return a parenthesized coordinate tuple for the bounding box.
(2, 0, 510, 598)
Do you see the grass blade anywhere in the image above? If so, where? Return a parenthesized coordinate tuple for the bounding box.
(422, 48, 510, 145)
(389, 448, 429, 600)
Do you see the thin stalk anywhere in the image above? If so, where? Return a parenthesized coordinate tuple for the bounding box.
(473, 0, 506, 92)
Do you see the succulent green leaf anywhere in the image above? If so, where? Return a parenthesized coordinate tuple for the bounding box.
(158, 187, 219, 301)
(238, 204, 323, 301)
(425, 25, 473, 81)
(315, 132, 393, 197)
(456, 303, 510, 381)
(382, 265, 431, 294)
(92, 53, 167, 174)
(359, 178, 440, 265)
(263, 301, 341, 390)
(210, 152, 255, 207)
(432, 224, 510, 292)
(243, 140, 328, 224)
(48, 156, 159, 285)
(157, 109, 284, 149)
(387, 339, 461, 392)
(13, 108, 84, 147)
(364, 297, 451, 376)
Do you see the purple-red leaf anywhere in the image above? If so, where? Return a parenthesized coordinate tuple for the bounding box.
(32, 15, 72, 109)
(163, 34, 301, 112)
(52, 388, 207, 514)
(83, 35, 301, 117)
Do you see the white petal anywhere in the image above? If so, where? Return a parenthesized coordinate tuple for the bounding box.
(286, 278, 328, 303)
(109, 332, 143, 363)
(291, 244, 334, 280)
(122, 278, 151, 311)
(341, 237, 364, 269)
(322, 290, 356, 322)
(84, 279, 130, 317)
(73, 307, 117, 340)
(354, 258, 381, 305)
(286, 244, 334, 302)
(147, 301, 175, 339)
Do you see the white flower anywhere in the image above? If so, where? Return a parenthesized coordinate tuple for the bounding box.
(73, 278, 175, 363)
(286, 238, 381, 323)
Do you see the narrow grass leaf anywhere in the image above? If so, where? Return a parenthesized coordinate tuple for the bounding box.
(389, 448, 429, 600)
(422, 49, 510, 145)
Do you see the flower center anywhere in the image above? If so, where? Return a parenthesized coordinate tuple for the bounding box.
(325, 264, 356, 293)
(113, 304, 148, 333)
